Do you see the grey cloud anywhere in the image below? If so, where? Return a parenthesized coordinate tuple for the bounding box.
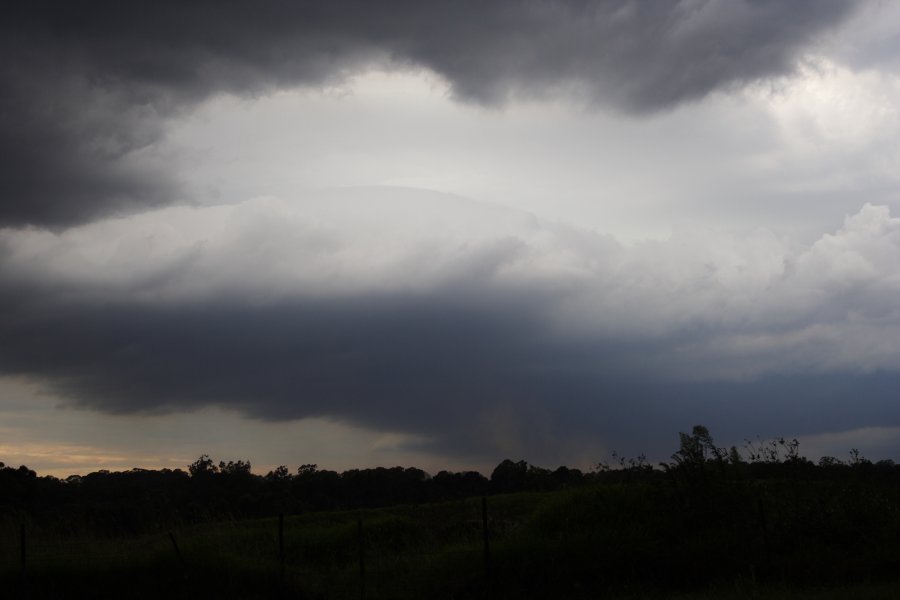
(825, 1, 900, 73)
(1, 0, 857, 227)
(3, 281, 900, 465)
(6, 192, 900, 380)
(3, 191, 900, 463)
(6, 273, 900, 465)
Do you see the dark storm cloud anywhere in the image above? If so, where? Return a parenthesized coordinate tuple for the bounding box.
(3, 280, 900, 463)
(0, 285, 612, 459)
(3, 196, 900, 463)
(1, 0, 856, 227)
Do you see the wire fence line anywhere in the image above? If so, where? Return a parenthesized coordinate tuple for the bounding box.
(1, 529, 170, 570)
(1, 497, 502, 598)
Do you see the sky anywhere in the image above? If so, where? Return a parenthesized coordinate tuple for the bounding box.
(4, 1, 900, 477)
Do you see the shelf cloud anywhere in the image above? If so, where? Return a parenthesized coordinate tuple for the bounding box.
(3, 189, 900, 460)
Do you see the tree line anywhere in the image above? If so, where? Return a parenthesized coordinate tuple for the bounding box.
(1, 426, 897, 537)
(0, 456, 592, 536)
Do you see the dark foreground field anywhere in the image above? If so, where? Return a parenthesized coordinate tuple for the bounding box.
(5, 427, 900, 599)
(5, 478, 900, 600)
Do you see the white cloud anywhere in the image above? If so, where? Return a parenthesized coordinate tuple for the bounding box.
(745, 59, 900, 198)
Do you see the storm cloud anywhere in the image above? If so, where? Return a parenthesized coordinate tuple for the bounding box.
(3, 189, 900, 461)
(1, 0, 857, 227)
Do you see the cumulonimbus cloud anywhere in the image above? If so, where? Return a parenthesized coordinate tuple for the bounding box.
(2, 189, 900, 459)
(1, 0, 857, 227)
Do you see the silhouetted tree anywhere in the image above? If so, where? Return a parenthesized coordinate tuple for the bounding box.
(490, 459, 529, 493)
(188, 454, 218, 477)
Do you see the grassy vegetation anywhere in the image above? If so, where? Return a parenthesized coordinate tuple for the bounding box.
(5, 480, 900, 599)
(4, 428, 900, 598)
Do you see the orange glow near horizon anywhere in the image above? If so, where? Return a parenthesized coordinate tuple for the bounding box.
(0, 442, 194, 478)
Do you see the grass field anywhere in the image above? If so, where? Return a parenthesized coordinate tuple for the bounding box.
(4, 483, 900, 599)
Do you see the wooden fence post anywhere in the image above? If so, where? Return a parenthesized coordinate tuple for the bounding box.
(169, 531, 185, 565)
(278, 513, 285, 583)
(482, 496, 491, 586)
(757, 496, 771, 569)
(20, 523, 26, 575)
(358, 518, 366, 600)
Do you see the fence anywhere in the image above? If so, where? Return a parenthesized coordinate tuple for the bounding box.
(3, 484, 891, 598)
(1, 496, 502, 599)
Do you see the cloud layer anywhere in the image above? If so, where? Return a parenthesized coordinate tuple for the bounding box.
(1, 0, 856, 227)
(3, 188, 900, 460)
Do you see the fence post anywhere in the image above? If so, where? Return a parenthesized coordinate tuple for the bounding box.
(482, 496, 491, 586)
(20, 523, 26, 575)
(358, 518, 366, 600)
(757, 496, 770, 569)
(169, 531, 185, 565)
(278, 513, 285, 583)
